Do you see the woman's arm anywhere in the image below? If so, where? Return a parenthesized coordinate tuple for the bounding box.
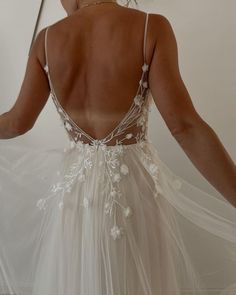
(148, 14, 236, 206)
(0, 111, 22, 138)
(0, 28, 50, 139)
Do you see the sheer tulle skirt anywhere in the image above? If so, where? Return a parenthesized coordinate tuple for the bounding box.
(0, 140, 236, 295)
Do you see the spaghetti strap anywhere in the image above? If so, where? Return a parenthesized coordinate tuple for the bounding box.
(44, 27, 50, 74)
(143, 13, 149, 65)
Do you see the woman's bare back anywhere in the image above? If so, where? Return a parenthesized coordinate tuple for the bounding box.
(44, 5, 156, 140)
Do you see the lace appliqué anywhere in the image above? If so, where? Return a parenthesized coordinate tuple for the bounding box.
(37, 62, 153, 241)
(138, 143, 182, 199)
(101, 144, 133, 240)
(36, 141, 134, 240)
(36, 141, 97, 211)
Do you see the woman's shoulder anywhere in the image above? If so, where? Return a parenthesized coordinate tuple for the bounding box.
(147, 12, 176, 46)
(148, 12, 173, 30)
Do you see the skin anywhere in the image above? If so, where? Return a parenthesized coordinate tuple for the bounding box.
(0, 0, 235, 204)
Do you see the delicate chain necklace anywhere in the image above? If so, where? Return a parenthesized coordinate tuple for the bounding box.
(79, 0, 118, 10)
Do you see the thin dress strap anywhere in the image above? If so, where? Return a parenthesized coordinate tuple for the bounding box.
(44, 27, 50, 74)
(143, 13, 149, 65)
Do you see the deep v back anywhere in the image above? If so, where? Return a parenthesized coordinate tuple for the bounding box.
(44, 12, 152, 148)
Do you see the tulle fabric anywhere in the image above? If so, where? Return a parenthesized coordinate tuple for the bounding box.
(0, 139, 236, 295)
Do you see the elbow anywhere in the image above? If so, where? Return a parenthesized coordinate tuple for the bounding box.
(169, 117, 207, 138)
(170, 122, 194, 137)
(11, 119, 33, 137)
(0, 111, 33, 139)
(15, 123, 33, 136)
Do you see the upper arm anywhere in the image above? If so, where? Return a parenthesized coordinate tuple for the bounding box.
(148, 14, 203, 135)
(9, 27, 50, 133)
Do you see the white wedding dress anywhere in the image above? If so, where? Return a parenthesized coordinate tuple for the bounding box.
(0, 12, 236, 295)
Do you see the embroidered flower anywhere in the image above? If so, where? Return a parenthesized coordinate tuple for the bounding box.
(64, 121, 73, 131)
(113, 173, 121, 183)
(149, 163, 159, 175)
(58, 201, 64, 210)
(125, 133, 133, 139)
(83, 197, 90, 208)
(134, 95, 143, 107)
(84, 158, 93, 169)
(142, 81, 148, 88)
(44, 64, 49, 73)
(120, 164, 129, 175)
(110, 225, 124, 240)
(172, 179, 182, 190)
(104, 202, 111, 214)
(142, 63, 149, 72)
(52, 183, 61, 193)
(123, 206, 133, 218)
(107, 158, 120, 169)
(137, 114, 145, 127)
(36, 199, 47, 210)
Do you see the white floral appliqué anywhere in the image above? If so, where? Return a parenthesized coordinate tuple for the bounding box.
(36, 199, 47, 210)
(120, 164, 129, 175)
(149, 163, 159, 175)
(125, 133, 133, 139)
(110, 225, 124, 240)
(44, 64, 49, 73)
(123, 206, 133, 218)
(172, 178, 182, 190)
(134, 94, 143, 107)
(64, 121, 73, 131)
(82, 197, 91, 209)
(58, 201, 64, 210)
(142, 63, 149, 72)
